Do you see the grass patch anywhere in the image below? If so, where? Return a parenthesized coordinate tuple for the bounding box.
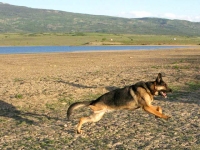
(171, 65, 190, 70)
(186, 81, 200, 91)
(14, 78, 24, 82)
(172, 65, 180, 70)
(40, 138, 55, 148)
(168, 82, 200, 101)
(45, 96, 74, 111)
(15, 94, 23, 99)
(0, 33, 199, 46)
(82, 93, 102, 101)
(151, 65, 160, 69)
(45, 103, 58, 110)
(58, 96, 75, 106)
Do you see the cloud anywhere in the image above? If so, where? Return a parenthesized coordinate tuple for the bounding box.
(129, 11, 152, 18)
(163, 13, 177, 19)
(162, 13, 200, 22)
(117, 11, 200, 22)
(118, 11, 152, 18)
(193, 16, 200, 22)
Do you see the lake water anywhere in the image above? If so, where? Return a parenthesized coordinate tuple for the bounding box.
(0, 45, 186, 54)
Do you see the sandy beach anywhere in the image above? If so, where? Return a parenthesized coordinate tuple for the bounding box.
(0, 47, 200, 149)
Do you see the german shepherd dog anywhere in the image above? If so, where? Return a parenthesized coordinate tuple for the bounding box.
(67, 73, 172, 134)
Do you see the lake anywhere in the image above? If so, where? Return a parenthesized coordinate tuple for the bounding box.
(0, 45, 186, 54)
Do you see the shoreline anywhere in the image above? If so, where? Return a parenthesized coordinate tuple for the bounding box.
(0, 45, 197, 55)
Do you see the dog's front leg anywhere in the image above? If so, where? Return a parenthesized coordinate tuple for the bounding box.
(143, 105, 170, 119)
(150, 105, 162, 118)
(150, 105, 162, 113)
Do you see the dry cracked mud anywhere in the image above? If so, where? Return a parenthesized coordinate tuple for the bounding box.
(0, 48, 200, 149)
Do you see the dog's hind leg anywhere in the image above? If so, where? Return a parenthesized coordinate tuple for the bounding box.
(77, 111, 105, 134)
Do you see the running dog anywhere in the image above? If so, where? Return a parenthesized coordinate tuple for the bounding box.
(67, 73, 172, 134)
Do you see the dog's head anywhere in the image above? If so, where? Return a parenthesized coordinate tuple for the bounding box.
(154, 73, 172, 98)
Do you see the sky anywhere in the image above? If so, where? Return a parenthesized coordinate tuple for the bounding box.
(1, 0, 200, 22)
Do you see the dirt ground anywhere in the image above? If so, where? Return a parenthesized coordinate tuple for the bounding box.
(0, 48, 200, 149)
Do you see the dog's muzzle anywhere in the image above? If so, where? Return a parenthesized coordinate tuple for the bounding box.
(160, 91, 167, 98)
(159, 88, 172, 98)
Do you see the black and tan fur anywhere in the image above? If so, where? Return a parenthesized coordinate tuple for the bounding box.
(67, 73, 172, 134)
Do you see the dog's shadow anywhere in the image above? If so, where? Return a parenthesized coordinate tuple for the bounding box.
(0, 100, 34, 124)
(57, 80, 97, 89)
(0, 100, 58, 125)
(105, 86, 119, 91)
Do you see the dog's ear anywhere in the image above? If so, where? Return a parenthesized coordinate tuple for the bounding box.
(156, 73, 162, 83)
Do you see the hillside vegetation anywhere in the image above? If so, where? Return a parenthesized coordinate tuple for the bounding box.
(0, 3, 200, 36)
(1, 33, 200, 46)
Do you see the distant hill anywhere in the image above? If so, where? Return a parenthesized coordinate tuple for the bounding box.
(0, 2, 200, 36)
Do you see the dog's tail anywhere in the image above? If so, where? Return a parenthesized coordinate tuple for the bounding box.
(67, 101, 92, 120)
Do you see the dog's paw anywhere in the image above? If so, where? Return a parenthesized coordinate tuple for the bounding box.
(164, 115, 171, 120)
(77, 130, 83, 134)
